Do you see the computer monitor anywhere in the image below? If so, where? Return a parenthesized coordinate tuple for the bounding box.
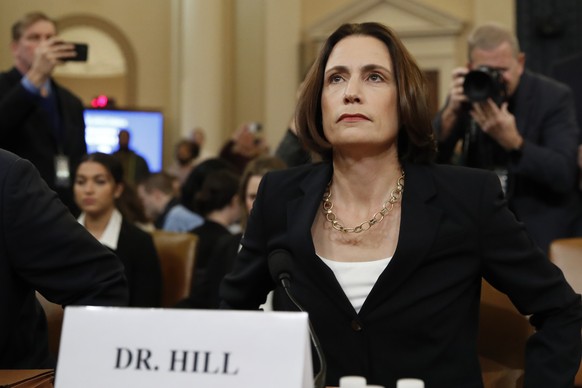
(83, 108, 164, 171)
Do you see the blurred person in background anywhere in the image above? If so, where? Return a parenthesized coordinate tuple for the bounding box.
(113, 129, 150, 189)
(186, 155, 286, 309)
(219, 122, 269, 174)
(190, 126, 214, 164)
(0, 148, 128, 368)
(74, 152, 162, 307)
(178, 169, 241, 307)
(180, 157, 236, 212)
(275, 80, 313, 167)
(166, 138, 199, 187)
(137, 171, 204, 232)
(0, 11, 87, 214)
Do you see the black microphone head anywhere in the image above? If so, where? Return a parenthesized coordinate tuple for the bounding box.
(268, 249, 293, 284)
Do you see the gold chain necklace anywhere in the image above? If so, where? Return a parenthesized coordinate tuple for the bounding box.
(322, 170, 405, 233)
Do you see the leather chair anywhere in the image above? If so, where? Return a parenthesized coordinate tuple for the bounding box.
(34, 230, 198, 361)
(36, 292, 64, 360)
(150, 230, 198, 307)
(549, 237, 582, 387)
(478, 279, 533, 388)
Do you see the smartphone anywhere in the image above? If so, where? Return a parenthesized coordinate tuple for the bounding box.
(64, 43, 89, 62)
(248, 122, 262, 134)
(248, 122, 262, 145)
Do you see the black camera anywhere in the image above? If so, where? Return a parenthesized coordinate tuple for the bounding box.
(463, 66, 507, 106)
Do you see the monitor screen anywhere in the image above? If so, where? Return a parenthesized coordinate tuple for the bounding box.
(83, 109, 164, 171)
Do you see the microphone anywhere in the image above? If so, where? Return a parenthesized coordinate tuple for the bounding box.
(268, 249, 327, 388)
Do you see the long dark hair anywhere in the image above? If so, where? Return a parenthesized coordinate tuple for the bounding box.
(295, 22, 437, 163)
(77, 152, 149, 224)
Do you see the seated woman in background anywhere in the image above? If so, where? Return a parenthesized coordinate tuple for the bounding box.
(188, 155, 287, 308)
(175, 169, 242, 308)
(180, 157, 236, 212)
(74, 152, 162, 307)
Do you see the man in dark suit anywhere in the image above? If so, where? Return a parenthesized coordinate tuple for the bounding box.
(0, 11, 87, 214)
(0, 148, 128, 369)
(113, 129, 150, 189)
(433, 22, 581, 253)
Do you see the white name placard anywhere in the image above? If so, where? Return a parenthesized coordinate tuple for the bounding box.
(54, 307, 313, 388)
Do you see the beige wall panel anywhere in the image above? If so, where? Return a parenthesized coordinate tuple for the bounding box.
(235, 0, 265, 131)
(174, 0, 233, 159)
(301, 0, 353, 28)
(263, 0, 301, 149)
(474, 0, 515, 31)
(53, 75, 127, 107)
(301, 0, 472, 29)
(418, 0, 473, 21)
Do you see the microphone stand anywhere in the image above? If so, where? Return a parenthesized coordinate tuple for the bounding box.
(280, 277, 327, 388)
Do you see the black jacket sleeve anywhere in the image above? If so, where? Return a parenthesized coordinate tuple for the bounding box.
(4, 155, 129, 306)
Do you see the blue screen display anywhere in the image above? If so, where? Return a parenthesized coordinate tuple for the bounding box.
(83, 109, 164, 171)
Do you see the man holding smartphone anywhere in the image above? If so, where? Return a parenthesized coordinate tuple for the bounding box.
(0, 11, 87, 214)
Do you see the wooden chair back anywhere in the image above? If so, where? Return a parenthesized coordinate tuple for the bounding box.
(478, 279, 533, 387)
(549, 237, 582, 386)
(151, 230, 198, 307)
(36, 292, 64, 360)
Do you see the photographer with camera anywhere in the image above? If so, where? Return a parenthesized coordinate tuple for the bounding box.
(434, 22, 580, 253)
(0, 11, 87, 214)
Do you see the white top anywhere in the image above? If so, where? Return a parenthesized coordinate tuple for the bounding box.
(319, 255, 391, 313)
(77, 208, 122, 250)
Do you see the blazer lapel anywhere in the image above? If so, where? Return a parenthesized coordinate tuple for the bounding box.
(286, 163, 330, 254)
(361, 163, 443, 314)
(286, 163, 357, 314)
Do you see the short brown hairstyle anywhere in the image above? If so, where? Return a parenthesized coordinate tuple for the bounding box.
(295, 22, 436, 163)
(11, 12, 56, 42)
(140, 172, 176, 196)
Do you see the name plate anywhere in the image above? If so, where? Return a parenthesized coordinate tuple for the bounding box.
(54, 307, 313, 388)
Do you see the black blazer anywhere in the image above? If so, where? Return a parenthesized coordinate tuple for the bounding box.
(0, 149, 128, 368)
(220, 161, 582, 388)
(434, 70, 581, 253)
(0, 67, 86, 212)
(187, 232, 242, 309)
(115, 220, 162, 307)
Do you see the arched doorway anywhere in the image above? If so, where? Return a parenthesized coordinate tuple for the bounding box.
(53, 14, 137, 107)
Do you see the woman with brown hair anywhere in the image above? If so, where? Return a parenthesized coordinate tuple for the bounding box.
(74, 152, 162, 307)
(220, 22, 581, 387)
(183, 155, 286, 309)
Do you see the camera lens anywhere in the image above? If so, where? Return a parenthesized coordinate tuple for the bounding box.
(463, 70, 497, 102)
